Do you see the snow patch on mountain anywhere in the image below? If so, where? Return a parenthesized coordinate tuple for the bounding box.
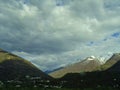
(98, 56, 106, 64)
(87, 56, 96, 61)
(86, 55, 106, 65)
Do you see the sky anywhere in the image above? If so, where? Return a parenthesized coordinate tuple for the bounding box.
(0, 0, 120, 71)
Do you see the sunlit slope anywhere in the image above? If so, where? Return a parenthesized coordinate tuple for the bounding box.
(49, 56, 102, 78)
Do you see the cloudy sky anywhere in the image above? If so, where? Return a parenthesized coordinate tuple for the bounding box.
(0, 0, 120, 71)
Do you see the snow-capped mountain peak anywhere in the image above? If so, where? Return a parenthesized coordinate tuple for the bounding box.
(87, 56, 96, 61)
(85, 55, 106, 65)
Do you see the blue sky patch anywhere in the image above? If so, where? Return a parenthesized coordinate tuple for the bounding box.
(21, 0, 29, 4)
(112, 32, 120, 38)
(55, 0, 65, 6)
(87, 41, 94, 46)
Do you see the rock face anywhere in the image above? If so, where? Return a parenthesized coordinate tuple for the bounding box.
(104, 53, 120, 72)
(0, 49, 51, 81)
(49, 56, 102, 78)
(101, 53, 120, 70)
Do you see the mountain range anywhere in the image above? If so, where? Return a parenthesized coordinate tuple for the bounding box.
(49, 56, 104, 78)
(0, 49, 51, 81)
(0, 48, 120, 88)
(49, 54, 120, 78)
(57, 53, 120, 88)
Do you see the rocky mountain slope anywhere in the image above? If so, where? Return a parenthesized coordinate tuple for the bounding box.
(101, 53, 120, 71)
(49, 56, 103, 78)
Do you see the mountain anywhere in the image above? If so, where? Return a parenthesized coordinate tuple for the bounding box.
(104, 53, 120, 72)
(49, 56, 103, 78)
(0, 49, 51, 81)
(57, 53, 120, 88)
(48, 53, 120, 88)
(101, 53, 120, 70)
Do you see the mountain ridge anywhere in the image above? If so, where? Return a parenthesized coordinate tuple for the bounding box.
(0, 49, 52, 81)
(49, 56, 103, 78)
(101, 53, 120, 70)
(49, 53, 120, 78)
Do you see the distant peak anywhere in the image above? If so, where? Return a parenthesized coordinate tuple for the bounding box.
(86, 56, 96, 61)
(85, 56, 106, 65)
(90, 56, 95, 59)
